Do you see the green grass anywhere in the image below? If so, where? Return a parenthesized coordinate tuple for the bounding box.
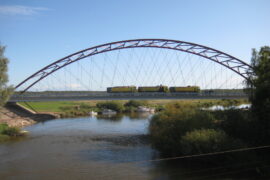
(19, 100, 128, 113)
(18, 101, 94, 112)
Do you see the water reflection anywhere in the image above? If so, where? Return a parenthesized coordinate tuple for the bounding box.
(128, 112, 154, 120)
(95, 112, 154, 122)
(96, 114, 124, 121)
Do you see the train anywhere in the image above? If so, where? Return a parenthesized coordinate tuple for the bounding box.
(107, 86, 137, 93)
(107, 85, 200, 93)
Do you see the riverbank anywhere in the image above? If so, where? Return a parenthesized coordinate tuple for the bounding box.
(0, 103, 58, 128)
(18, 99, 248, 114)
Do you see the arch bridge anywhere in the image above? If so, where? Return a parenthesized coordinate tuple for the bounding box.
(10, 39, 252, 102)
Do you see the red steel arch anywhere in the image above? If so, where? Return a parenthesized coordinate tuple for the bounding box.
(16, 39, 252, 93)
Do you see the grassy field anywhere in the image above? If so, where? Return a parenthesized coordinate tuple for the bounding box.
(18, 101, 105, 113)
(18, 99, 249, 113)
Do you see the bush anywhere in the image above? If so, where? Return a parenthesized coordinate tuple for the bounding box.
(0, 123, 8, 134)
(124, 100, 145, 108)
(149, 103, 217, 156)
(96, 101, 124, 112)
(123, 106, 137, 113)
(214, 109, 253, 144)
(124, 100, 151, 112)
(0, 123, 21, 139)
(180, 129, 244, 155)
(155, 105, 165, 112)
(3, 126, 21, 136)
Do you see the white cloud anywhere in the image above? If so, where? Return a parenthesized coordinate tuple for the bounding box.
(0, 5, 49, 15)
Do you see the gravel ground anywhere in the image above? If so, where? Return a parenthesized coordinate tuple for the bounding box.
(0, 107, 36, 127)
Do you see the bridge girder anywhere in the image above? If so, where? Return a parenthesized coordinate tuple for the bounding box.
(16, 39, 252, 93)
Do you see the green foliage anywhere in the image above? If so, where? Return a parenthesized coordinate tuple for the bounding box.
(0, 46, 13, 107)
(96, 101, 124, 112)
(154, 104, 165, 112)
(214, 109, 253, 143)
(123, 106, 136, 113)
(124, 100, 146, 108)
(247, 46, 270, 145)
(0, 123, 21, 139)
(0, 123, 8, 134)
(180, 129, 244, 155)
(0, 123, 22, 142)
(124, 100, 149, 112)
(3, 126, 21, 136)
(149, 103, 216, 156)
(148, 102, 252, 157)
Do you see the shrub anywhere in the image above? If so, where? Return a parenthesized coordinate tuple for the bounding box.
(124, 100, 145, 108)
(149, 103, 217, 156)
(3, 126, 21, 136)
(214, 109, 253, 143)
(180, 129, 244, 155)
(0, 123, 21, 138)
(96, 101, 124, 112)
(123, 106, 137, 113)
(0, 123, 8, 134)
(154, 105, 165, 112)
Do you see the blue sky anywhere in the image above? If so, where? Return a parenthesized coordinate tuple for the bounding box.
(0, 0, 269, 87)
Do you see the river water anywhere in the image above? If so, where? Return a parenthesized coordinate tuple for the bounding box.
(0, 113, 265, 180)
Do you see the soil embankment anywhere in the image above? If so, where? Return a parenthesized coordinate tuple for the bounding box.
(0, 103, 57, 127)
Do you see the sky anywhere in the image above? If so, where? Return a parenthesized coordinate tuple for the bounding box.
(0, 0, 269, 88)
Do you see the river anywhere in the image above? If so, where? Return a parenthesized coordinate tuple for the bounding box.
(0, 112, 265, 180)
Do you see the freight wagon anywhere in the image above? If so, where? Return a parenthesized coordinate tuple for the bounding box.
(107, 86, 137, 93)
(169, 86, 200, 93)
(138, 85, 169, 92)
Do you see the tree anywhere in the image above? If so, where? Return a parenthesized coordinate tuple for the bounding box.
(0, 46, 13, 107)
(247, 46, 270, 144)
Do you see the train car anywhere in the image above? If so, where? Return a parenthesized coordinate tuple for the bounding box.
(107, 86, 137, 93)
(138, 85, 169, 92)
(169, 86, 200, 93)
